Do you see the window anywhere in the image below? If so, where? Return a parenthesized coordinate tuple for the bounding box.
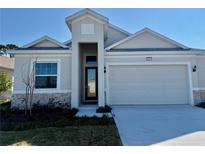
(86, 56, 97, 65)
(35, 63, 57, 89)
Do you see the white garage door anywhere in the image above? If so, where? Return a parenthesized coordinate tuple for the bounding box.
(108, 65, 190, 105)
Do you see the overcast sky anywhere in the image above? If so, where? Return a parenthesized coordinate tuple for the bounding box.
(1, 8, 205, 49)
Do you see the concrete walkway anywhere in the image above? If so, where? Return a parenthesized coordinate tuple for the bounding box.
(76, 106, 112, 117)
(112, 105, 205, 146)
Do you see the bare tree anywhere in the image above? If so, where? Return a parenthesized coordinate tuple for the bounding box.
(21, 57, 38, 116)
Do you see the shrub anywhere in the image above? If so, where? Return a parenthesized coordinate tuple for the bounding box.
(0, 72, 12, 95)
(96, 105, 112, 113)
(196, 102, 205, 109)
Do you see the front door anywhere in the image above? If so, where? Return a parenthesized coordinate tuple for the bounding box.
(85, 67, 98, 101)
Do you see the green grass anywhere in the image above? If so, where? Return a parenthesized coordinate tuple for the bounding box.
(0, 126, 121, 146)
(0, 115, 117, 131)
(0, 101, 122, 146)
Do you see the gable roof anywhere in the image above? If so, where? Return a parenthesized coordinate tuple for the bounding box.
(66, 9, 109, 30)
(105, 28, 189, 50)
(22, 36, 68, 48)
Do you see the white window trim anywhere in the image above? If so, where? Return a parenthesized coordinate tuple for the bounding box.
(105, 62, 194, 106)
(31, 58, 61, 93)
(13, 90, 71, 94)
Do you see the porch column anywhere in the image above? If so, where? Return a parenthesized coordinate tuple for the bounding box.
(71, 41, 80, 108)
(98, 42, 105, 107)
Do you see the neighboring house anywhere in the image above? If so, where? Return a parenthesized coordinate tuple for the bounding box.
(0, 56, 14, 74)
(0, 56, 14, 100)
(9, 9, 205, 109)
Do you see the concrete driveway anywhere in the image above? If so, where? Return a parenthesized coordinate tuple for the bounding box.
(112, 105, 205, 146)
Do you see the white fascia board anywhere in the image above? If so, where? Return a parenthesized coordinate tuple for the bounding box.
(65, 9, 109, 30)
(65, 9, 108, 24)
(105, 28, 189, 50)
(22, 36, 68, 48)
(104, 51, 202, 56)
(145, 28, 188, 49)
(63, 39, 72, 45)
(8, 50, 72, 54)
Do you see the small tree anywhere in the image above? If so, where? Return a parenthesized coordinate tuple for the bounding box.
(0, 72, 12, 97)
(21, 57, 38, 116)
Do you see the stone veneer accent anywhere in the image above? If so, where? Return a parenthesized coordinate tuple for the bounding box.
(200, 90, 205, 102)
(11, 93, 71, 110)
(193, 90, 205, 104)
(193, 90, 201, 104)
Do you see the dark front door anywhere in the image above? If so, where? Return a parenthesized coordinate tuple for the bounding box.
(85, 67, 98, 101)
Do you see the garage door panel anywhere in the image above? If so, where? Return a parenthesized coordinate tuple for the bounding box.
(108, 65, 190, 105)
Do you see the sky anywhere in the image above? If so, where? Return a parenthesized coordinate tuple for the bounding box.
(0, 8, 205, 49)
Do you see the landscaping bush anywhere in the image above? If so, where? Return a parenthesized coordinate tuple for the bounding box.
(0, 101, 115, 131)
(0, 100, 11, 111)
(96, 105, 112, 113)
(0, 72, 12, 95)
(0, 115, 115, 131)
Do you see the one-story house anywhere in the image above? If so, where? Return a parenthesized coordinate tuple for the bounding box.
(9, 9, 205, 109)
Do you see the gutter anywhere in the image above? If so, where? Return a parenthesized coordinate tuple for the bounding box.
(105, 50, 205, 56)
(7, 50, 72, 54)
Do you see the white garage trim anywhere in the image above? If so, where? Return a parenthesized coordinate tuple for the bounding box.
(106, 62, 194, 106)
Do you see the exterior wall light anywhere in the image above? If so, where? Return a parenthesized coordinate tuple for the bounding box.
(193, 65, 197, 72)
(104, 66, 106, 73)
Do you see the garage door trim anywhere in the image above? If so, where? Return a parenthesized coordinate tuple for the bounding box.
(106, 62, 194, 105)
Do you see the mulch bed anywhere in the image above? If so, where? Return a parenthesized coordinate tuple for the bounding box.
(196, 102, 205, 109)
(0, 108, 77, 123)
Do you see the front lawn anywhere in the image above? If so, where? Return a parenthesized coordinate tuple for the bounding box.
(0, 102, 122, 146)
(0, 126, 120, 146)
